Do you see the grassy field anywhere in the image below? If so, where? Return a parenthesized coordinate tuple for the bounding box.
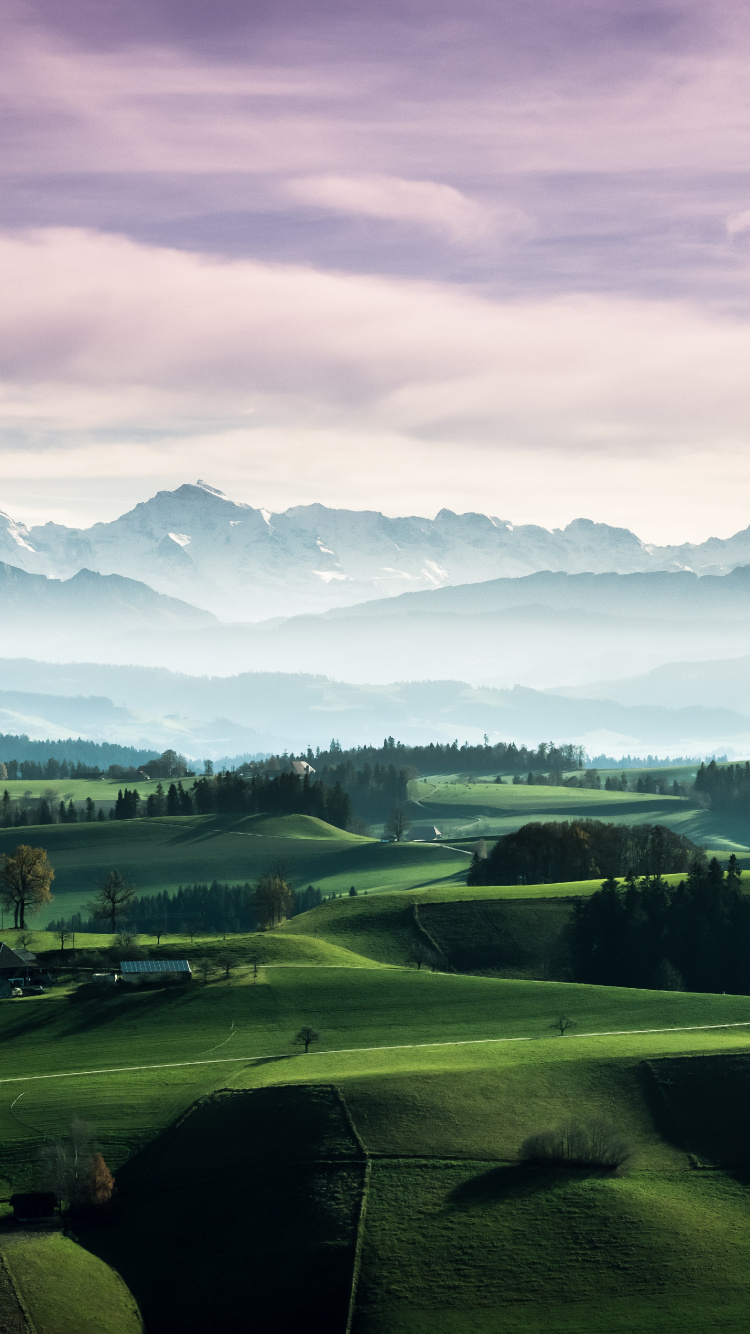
(1, 803, 750, 1330)
(0, 812, 468, 926)
(411, 777, 750, 852)
(0, 912, 749, 1330)
(0, 1233, 142, 1334)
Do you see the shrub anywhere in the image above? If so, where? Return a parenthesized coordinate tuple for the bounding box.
(519, 1118, 633, 1170)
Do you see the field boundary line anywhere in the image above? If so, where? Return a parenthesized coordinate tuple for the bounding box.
(337, 1086, 370, 1334)
(1, 1018, 750, 1085)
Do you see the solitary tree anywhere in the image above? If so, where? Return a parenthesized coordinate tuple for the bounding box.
(248, 952, 261, 982)
(254, 874, 294, 929)
(86, 870, 136, 934)
(84, 1153, 115, 1207)
(57, 927, 71, 954)
(385, 806, 411, 842)
(216, 950, 238, 980)
(293, 1026, 320, 1054)
(550, 1014, 575, 1036)
(196, 956, 214, 984)
(407, 940, 434, 971)
(0, 845, 54, 928)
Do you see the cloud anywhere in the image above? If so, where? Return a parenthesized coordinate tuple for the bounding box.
(0, 226, 749, 541)
(1, 226, 750, 442)
(727, 209, 750, 236)
(286, 175, 493, 241)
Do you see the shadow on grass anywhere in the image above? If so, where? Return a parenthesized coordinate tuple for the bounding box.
(447, 1162, 612, 1209)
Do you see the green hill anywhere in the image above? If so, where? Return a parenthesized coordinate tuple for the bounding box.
(1, 1233, 142, 1334)
(411, 778, 750, 852)
(0, 813, 468, 925)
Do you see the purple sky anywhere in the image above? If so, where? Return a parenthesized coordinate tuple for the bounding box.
(2, 0, 750, 539)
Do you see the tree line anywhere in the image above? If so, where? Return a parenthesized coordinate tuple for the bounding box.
(467, 820, 697, 886)
(0, 735, 158, 771)
(104, 772, 354, 827)
(570, 856, 750, 993)
(693, 760, 750, 816)
(48, 879, 324, 937)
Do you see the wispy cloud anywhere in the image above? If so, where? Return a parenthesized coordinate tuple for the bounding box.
(286, 175, 495, 241)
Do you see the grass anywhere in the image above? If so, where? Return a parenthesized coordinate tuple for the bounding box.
(1, 1233, 142, 1334)
(79, 1084, 364, 1334)
(0, 813, 468, 926)
(2, 820, 750, 1332)
(411, 778, 750, 851)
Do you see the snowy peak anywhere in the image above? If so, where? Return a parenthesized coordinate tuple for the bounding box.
(1, 482, 749, 623)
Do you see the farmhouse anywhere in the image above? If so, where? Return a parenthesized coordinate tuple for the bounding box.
(0, 943, 51, 986)
(120, 959, 192, 982)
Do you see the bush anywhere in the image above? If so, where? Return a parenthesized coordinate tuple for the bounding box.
(519, 1118, 633, 1170)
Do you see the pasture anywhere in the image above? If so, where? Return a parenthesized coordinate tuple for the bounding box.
(410, 776, 750, 852)
(1, 810, 749, 1330)
(0, 813, 468, 926)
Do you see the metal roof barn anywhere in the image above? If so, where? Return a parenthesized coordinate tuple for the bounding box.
(120, 960, 191, 974)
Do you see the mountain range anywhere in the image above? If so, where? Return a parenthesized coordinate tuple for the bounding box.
(2, 557, 750, 690)
(0, 661, 743, 760)
(6, 480, 750, 621)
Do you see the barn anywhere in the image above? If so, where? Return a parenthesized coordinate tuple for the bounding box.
(119, 959, 192, 982)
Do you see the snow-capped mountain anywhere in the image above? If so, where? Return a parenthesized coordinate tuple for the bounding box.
(3, 479, 750, 621)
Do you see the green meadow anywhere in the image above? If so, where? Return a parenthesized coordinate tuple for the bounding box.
(0, 797, 749, 1329)
(411, 776, 750, 852)
(0, 812, 468, 925)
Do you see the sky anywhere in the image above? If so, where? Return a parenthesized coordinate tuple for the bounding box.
(2, 0, 750, 540)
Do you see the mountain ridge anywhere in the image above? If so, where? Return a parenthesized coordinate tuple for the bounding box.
(4, 480, 750, 620)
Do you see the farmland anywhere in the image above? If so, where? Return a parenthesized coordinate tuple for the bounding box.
(0, 800, 750, 1329)
(410, 775, 750, 853)
(0, 812, 468, 926)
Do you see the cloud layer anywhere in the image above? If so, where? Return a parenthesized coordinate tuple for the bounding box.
(1, 1, 750, 535)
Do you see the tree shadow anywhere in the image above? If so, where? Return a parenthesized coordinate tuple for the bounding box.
(447, 1162, 608, 1209)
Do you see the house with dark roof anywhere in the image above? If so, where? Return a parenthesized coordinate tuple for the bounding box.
(0, 942, 50, 986)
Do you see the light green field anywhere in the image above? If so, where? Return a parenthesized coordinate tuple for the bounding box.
(411, 778, 750, 852)
(0, 776, 174, 805)
(1, 1233, 142, 1334)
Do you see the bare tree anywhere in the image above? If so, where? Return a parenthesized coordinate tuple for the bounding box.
(385, 807, 411, 842)
(550, 1014, 575, 1036)
(196, 956, 214, 984)
(113, 929, 142, 958)
(216, 950, 238, 979)
(293, 1026, 320, 1054)
(0, 846, 54, 929)
(248, 953, 261, 983)
(520, 1119, 633, 1169)
(57, 927, 71, 954)
(86, 870, 136, 934)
